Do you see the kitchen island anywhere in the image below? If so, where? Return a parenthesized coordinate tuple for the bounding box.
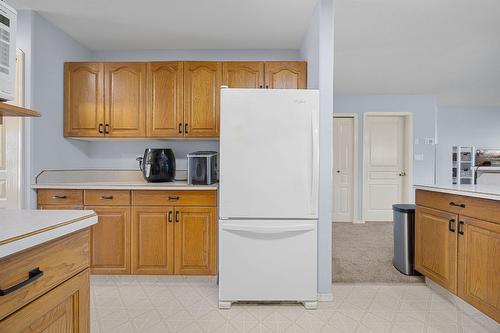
(414, 184, 500, 324)
(0, 209, 97, 331)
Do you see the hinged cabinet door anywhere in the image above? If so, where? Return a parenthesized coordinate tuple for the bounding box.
(64, 63, 104, 137)
(147, 62, 184, 137)
(88, 206, 131, 274)
(132, 206, 175, 274)
(183, 62, 222, 137)
(174, 206, 217, 275)
(458, 216, 500, 322)
(264, 62, 307, 89)
(415, 206, 458, 293)
(104, 63, 146, 137)
(222, 62, 264, 88)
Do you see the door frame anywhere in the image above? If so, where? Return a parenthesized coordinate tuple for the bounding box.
(362, 112, 413, 222)
(332, 113, 358, 223)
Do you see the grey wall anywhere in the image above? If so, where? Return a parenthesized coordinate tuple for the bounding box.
(300, 3, 320, 89)
(334, 95, 438, 220)
(436, 106, 500, 184)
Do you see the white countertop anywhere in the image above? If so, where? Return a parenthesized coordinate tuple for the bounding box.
(414, 183, 500, 201)
(32, 170, 218, 191)
(0, 209, 98, 259)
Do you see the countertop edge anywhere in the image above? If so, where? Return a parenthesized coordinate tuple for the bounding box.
(31, 184, 218, 191)
(414, 185, 500, 201)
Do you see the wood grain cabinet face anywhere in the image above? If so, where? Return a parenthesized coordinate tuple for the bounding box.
(415, 206, 458, 293)
(264, 62, 307, 89)
(87, 206, 131, 274)
(183, 62, 222, 137)
(0, 269, 90, 333)
(104, 63, 146, 137)
(458, 216, 500, 322)
(64, 63, 104, 137)
(132, 207, 175, 275)
(147, 62, 184, 137)
(174, 207, 217, 275)
(222, 62, 264, 88)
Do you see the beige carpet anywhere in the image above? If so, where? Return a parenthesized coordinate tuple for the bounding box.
(332, 222, 424, 283)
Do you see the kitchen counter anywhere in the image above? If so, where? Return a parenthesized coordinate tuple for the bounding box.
(0, 209, 97, 259)
(32, 169, 218, 190)
(414, 183, 500, 201)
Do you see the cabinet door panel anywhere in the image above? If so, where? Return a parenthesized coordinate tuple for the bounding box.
(415, 206, 458, 292)
(184, 62, 222, 137)
(64, 63, 104, 137)
(223, 62, 264, 88)
(174, 207, 216, 275)
(132, 207, 174, 274)
(264, 62, 307, 89)
(105, 63, 146, 137)
(147, 62, 184, 137)
(458, 216, 500, 322)
(87, 206, 131, 274)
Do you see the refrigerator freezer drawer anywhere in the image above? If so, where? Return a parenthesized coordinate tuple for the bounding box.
(219, 220, 317, 302)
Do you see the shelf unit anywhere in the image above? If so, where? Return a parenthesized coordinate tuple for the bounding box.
(0, 102, 41, 124)
(452, 146, 475, 184)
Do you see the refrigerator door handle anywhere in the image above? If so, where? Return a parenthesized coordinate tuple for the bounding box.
(310, 106, 319, 216)
(222, 224, 315, 234)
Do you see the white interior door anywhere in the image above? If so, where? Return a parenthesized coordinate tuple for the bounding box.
(0, 50, 23, 209)
(333, 117, 354, 222)
(364, 116, 405, 221)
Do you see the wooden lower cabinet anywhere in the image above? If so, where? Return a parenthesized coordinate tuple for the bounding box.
(87, 206, 131, 274)
(458, 216, 500, 321)
(415, 206, 458, 293)
(132, 207, 174, 274)
(0, 269, 90, 333)
(175, 207, 217, 275)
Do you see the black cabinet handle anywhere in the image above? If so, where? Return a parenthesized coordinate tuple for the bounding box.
(259, 85, 263, 88)
(449, 202, 465, 208)
(458, 221, 465, 235)
(448, 219, 456, 232)
(178, 123, 182, 134)
(100, 195, 113, 200)
(265, 85, 269, 89)
(0, 268, 43, 296)
(105, 124, 110, 134)
(168, 196, 180, 201)
(168, 210, 173, 223)
(184, 123, 188, 134)
(98, 123, 104, 134)
(175, 211, 179, 223)
(52, 195, 67, 199)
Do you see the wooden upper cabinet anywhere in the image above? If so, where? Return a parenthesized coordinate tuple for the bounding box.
(147, 62, 184, 137)
(183, 62, 222, 137)
(222, 62, 264, 88)
(415, 206, 458, 293)
(264, 62, 307, 89)
(458, 216, 500, 322)
(104, 63, 146, 137)
(174, 206, 217, 275)
(64, 63, 104, 137)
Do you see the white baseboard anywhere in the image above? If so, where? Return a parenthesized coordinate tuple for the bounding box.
(353, 219, 365, 224)
(425, 278, 499, 331)
(317, 292, 333, 302)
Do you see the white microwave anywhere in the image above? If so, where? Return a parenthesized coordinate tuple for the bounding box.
(0, 1, 16, 101)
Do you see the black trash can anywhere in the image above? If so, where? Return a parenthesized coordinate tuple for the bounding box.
(392, 204, 419, 276)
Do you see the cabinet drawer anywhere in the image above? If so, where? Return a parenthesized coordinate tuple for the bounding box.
(84, 190, 130, 206)
(0, 229, 90, 320)
(416, 190, 500, 224)
(132, 190, 217, 206)
(37, 189, 83, 206)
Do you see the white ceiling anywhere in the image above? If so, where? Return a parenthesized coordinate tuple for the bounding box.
(10, 0, 318, 50)
(335, 0, 500, 106)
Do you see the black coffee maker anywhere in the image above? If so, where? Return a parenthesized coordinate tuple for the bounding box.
(137, 149, 176, 182)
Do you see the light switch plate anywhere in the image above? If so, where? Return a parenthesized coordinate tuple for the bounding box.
(414, 154, 424, 161)
(424, 138, 435, 145)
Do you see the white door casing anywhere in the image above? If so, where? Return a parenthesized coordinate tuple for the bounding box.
(0, 49, 24, 209)
(333, 117, 354, 222)
(363, 115, 406, 221)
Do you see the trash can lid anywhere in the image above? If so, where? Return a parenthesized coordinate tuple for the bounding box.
(392, 204, 416, 213)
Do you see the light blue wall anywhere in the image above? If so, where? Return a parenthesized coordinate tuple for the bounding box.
(436, 106, 500, 184)
(300, 3, 320, 89)
(334, 95, 438, 220)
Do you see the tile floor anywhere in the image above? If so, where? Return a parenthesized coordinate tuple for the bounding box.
(90, 276, 499, 333)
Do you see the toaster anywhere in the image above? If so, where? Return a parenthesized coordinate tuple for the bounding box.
(187, 151, 218, 185)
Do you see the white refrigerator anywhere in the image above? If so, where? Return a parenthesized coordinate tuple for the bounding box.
(218, 88, 319, 309)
